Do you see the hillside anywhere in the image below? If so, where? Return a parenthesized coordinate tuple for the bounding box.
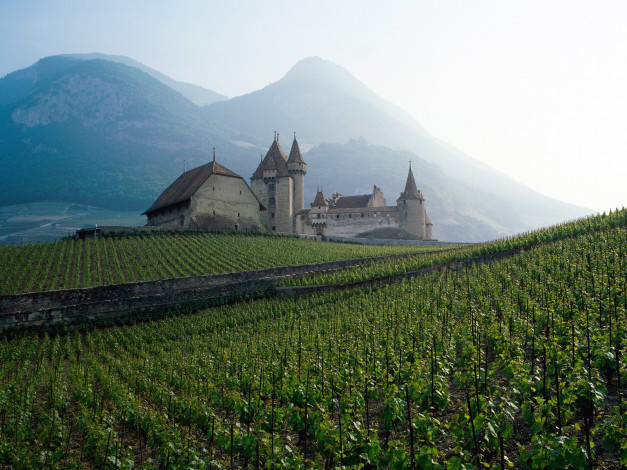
(305, 139, 531, 241)
(0, 211, 624, 468)
(0, 54, 591, 241)
(205, 57, 590, 238)
(0, 56, 237, 210)
(0, 231, 442, 295)
(63, 53, 229, 106)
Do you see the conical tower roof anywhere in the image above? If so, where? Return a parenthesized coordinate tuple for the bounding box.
(252, 138, 289, 179)
(312, 190, 328, 207)
(398, 165, 423, 200)
(287, 135, 305, 164)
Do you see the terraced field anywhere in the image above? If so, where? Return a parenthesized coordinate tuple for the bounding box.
(0, 210, 626, 468)
(0, 231, 448, 295)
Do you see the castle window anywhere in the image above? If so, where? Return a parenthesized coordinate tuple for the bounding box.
(235, 224, 238, 230)
(213, 187, 215, 191)
(269, 183, 276, 192)
(240, 190, 242, 195)
(269, 197, 276, 207)
(337, 215, 340, 219)
(349, 214, 352, 218)
(272, 226, 276, 231)
(361, 213, 364, 218)
(213, 210, 215, 215)
(271, 212, 275, 218)
(237, 213, 240, 218)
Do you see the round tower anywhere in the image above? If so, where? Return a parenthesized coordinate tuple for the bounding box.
(287, 134, 307, 214)
(396, 163, 426, 239)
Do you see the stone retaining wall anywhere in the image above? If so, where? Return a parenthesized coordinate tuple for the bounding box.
(320, 236, 465, 246)
(0, 252, 421, 332)
(276, 248, 518, 297)
(1, 248, 516, 333)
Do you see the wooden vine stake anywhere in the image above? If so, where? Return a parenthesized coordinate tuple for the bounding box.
(405, 384, 415, 469)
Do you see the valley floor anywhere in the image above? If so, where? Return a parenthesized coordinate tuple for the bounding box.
(0, 202, 145, 245)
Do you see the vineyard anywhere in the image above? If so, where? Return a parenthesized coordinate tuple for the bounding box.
(282, 211, 627, 287)
(0, 210, 626, 468)
(0, 231, 445, 296)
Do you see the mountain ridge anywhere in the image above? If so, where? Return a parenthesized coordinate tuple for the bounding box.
(0, 54, 591, 241)
(0, 56, 236, 210)
(62, 52, 229, 106)
(203, 56, 590, 237)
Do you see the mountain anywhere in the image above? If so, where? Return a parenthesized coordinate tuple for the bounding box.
(305, 139, 521, 241)
(0, 56, 239, 210)
(0, 54, 591, 241)
(63, 53, 228, 106)
(204, 57, 590, 239)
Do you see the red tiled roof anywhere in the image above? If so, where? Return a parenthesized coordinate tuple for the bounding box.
(143, 161, 242, 215)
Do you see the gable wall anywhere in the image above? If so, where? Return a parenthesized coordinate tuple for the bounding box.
(190, 174, 264, 231)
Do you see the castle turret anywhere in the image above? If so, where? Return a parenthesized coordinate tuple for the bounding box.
(310, 189, 328, 236)
(396, 163, 427, 239)
(287, 134, 307, 214)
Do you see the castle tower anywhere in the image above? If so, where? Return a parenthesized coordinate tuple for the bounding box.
(287, 134, 307, 215)
(309, 189, 328, 236)
(251, 134, 294, 233)
(397, 163, 427, 239)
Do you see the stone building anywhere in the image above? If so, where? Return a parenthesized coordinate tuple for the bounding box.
(294, 164, 433, 240)
(143, 152, 265, 231)
(250, 133, 306, 232)
(145, 133, 433, 240)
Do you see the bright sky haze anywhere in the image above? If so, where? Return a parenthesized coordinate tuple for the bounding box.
(1, 0, 626, 212)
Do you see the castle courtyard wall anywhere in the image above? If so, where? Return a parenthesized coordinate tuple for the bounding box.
(323, 207, 399, 238)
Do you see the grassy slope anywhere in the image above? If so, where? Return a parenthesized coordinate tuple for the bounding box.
(0, 211, 625, 468)
(0, 231, 447, 295)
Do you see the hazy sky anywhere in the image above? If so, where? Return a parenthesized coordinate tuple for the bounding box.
(1, 0, 626, 212)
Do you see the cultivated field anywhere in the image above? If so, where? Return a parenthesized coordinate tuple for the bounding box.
(0, 232, 447, 295)
(0, 210, 625, 468)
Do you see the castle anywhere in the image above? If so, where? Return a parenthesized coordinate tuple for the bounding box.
(145, 134, 433, 240)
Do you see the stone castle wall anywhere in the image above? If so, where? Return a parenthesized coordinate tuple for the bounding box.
(398, 199, 426, 239)
(275, 177, 294, 233)
(324, 208, 399, 238)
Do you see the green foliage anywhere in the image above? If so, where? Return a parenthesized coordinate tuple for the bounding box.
(0, 56, 239, 211)
(0, 230, 442, 295)
(0, 210, 625, 467)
